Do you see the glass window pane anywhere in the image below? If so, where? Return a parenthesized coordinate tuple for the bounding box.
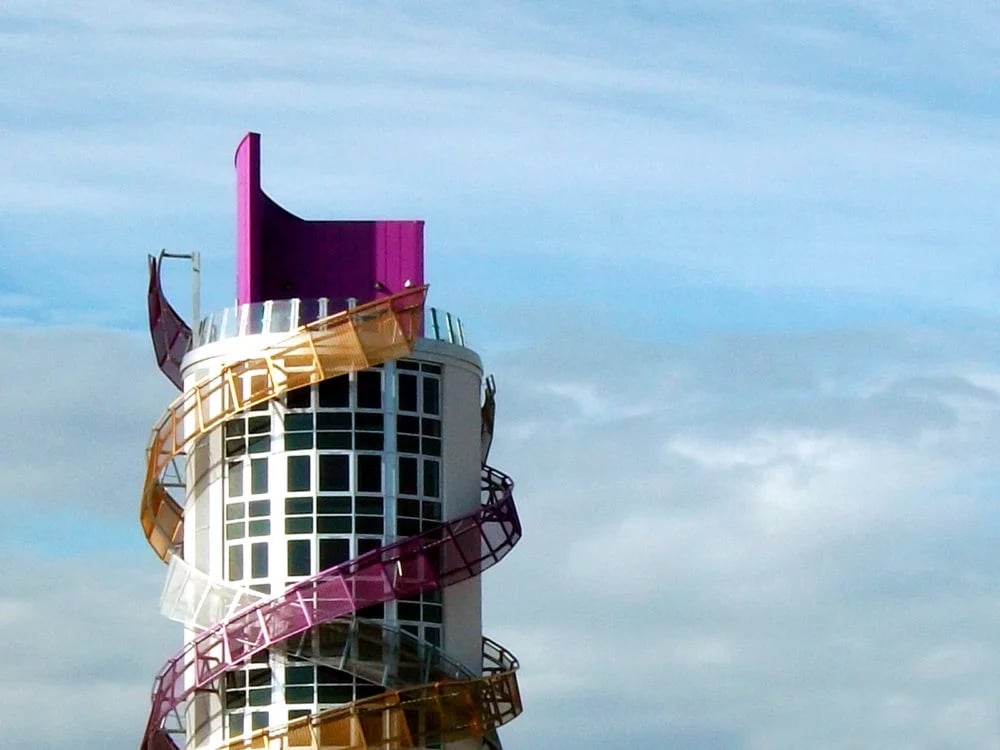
(317, 432, 352, 449)
(287, 455, 311, 492)
(248, 520, 270, 537)
(398, 458, 417, 496)
(397, 415, 419, 435)
(423, 378, 440, 415)
(285, 497, 314, 515)
(287, 540, 311, 576)
(248, 435, 270, 454)
(317, 412, 351, 429)
(285, 413, 313, 431)
(356, 497, 383, 515)
(423, 461, 440, 498)
(398, 435, 420, 454)
(225, 522, 245, 540)
(285, 517, 313, 534)
(317, 496, 352, 515)
(225, 438, 246, 459)
(357, 371, 382, 409)
(398, 374, 417, 412)
(319, 538, 350, 571)
(248, 500, 270, 517)
(397, 518, 420, 537)
(398, 602, 421, 621)
(318, 685, 355, 704)
(228, 545, 243, 581)
(318, 375, 349, 407)
(355, 413, 383, 431)
(250, 542, 268, 578)
(354, 433, 383, 451)
(248, 416, 270, 434)
(319, 454, 350, 491)
(398, 498, 420, 518)
(285, 665, 314, 685)
(251, 458, 268, 494)
(285, 385, 311, 409)
(357, 538, 381, 556)
(285, 686, 314, 704)
(356, 517, 383, 535)
(285, 433, 313, 450)
(228, 462, 244, 497)
(226, 503, 246, 520)
(422, 437, 441, 457)
(317, 516, 351, 534)
(248, 668, 271, 687)
(357, 455, 382, 492)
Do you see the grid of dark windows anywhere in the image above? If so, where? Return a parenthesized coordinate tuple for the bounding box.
(396, 362, 441, 460)
(397, 591, 443, 648)
(225, 447, 270, 592)
(284, 496, 385, 579)
(283, 370, 383, 412)
(283, 412, 384, 452)
(225, 498, 271, 541)
(219, 361, 457, 732)
(223, 650, 271, 739)
(224, 413, 271, 458)
(284, 664, 383, 706)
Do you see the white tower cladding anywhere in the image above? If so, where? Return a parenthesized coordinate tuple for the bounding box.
(141, 134, 522, 750)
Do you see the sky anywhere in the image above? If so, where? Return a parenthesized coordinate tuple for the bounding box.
(2, 1, 1000, 748)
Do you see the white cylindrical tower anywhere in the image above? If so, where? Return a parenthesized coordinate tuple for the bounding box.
(178, 320, 485, 748)
(139, 133, 522, 750)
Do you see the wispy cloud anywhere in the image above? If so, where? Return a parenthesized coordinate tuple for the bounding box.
(4, 3, 1000, 748)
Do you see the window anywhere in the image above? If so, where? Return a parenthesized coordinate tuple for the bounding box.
(287, 455, 311, 492)
(228, 458, 268, 500)
(287, 539, 310, 577)
(319, 538, 350, 570)
(357, 370, 382, 409)
(224, 651, 271, 739)
(397, 591, 443, 650)
(225, 498, 270, 540)
(318, 375, 349, 408)
(319, 455, 349, 491)
(224, 414, 271, 458)
(356, 455, 382, 493)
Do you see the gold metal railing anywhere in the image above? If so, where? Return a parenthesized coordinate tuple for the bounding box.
(216, 639, 521, 750)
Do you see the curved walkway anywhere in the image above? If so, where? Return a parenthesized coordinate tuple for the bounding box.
(142, 286, 521, 750)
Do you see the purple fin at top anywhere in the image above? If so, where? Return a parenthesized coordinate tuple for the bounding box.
(235, 132, 425, 306)
(147, 255, 192, 390)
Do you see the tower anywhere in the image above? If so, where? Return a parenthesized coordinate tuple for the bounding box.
(141, 133, 522, 750)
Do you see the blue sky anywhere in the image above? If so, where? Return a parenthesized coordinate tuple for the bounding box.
(2, 2, 1000, 749)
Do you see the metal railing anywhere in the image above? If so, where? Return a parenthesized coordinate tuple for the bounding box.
(194, 298, 467, 348)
